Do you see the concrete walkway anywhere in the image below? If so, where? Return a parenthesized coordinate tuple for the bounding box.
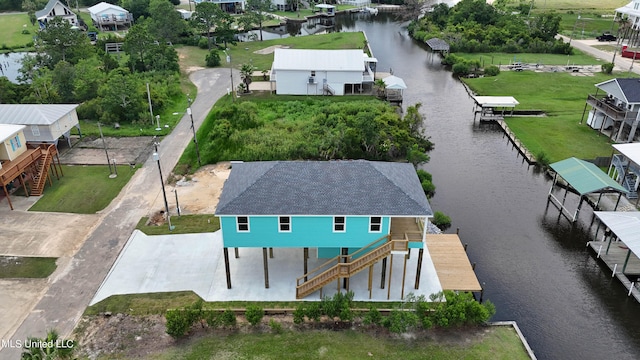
(90, 230, 443, 305)
(558, 35, 640, 75)
(0, 67, 234, 358)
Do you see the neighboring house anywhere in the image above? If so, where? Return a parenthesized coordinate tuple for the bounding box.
(616, 1, 640, 30)
(215, 160, 433, 298)
(608, 142, 640, 199)
(176, 9, 193, 20)
(35, 0, 78, 28)
(270, 49, 377, 96)
(194, 0, 245, 13)
(0, 125, 27, 165)
(584, 78, 640, 143)
(0, 104, 81, 147)
(88, 2, 133, 31)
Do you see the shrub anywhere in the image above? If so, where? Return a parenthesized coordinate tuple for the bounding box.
(601, 62, 614, 74)
(245, 305, 264, 326)
(452, 62, 470, 76)
(269, 319, 283, 334)
(221, 309, 237, 327)
(76, 99, 102, 121)
(293, 304, 306, 324)
(421, 179, 436, 198)
(203, 310, 220, 328)
(305, 302, 322, 322)
(21, 29, 30, 35)
(198, 37, 210, 49)
(416, 169, 432, 183)
(484, 65, 500, 76)
(205, 49, 221, 67)
(431, 291, 495, 327)
(535, 151, 550, 169)
(382, 309, 419, 334)
(362, 306, 382, 326)
(322, 291, 354, 321)
(432, 211, 451, 231)
(165, 309, 192, 338)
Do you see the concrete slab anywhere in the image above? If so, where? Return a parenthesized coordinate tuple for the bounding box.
(0, 279, 48, 340)
(91, 230, 443, 305)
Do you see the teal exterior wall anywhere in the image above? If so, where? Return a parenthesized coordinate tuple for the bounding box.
(220, 215, 391, 249)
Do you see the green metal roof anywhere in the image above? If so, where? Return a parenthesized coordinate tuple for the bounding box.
(550, 157, 628, 196)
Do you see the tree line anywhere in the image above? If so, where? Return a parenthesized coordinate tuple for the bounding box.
(408, 0, 572, 55)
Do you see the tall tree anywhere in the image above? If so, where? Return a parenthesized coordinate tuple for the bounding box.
(120, 0, 150, 20)
(191, 2, 220, 50)
(51, 60, 76, 103)
(74, 57, 104, 102)
(98, 68, 145, 123)
(124, 20, 154, 71)
(148, 0, 186, 44)
(35, 17, 92, 67)
(242, 0, 272, 41)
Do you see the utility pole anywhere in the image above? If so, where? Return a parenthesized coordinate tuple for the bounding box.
(187, 95, 202, 166)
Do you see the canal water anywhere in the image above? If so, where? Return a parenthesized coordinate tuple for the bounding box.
(339, 12, 640, 360)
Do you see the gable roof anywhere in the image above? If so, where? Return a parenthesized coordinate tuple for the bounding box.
(36, 0, 73, 19)
(272, 49, 365, 72)
(88, 2, 128, 15)
(216, 160, 433, 216)
(0, 124, 26, 142)
(383, 75, 407, 90)
(595, 78, 640, 104)
(0, 104, 78, 126)
(550, 157, 628, 196)
(595, 211, 640, 259)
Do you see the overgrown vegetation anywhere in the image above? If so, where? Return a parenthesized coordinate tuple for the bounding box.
(409, 0, 571, 54)
(177, 98, 433, 173)
(432, 211, 452, 231)
(136, 214, 220, 235)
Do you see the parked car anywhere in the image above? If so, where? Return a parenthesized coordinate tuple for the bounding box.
(597, 33, 617, 42)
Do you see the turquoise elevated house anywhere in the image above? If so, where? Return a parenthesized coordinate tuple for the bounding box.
(216, 160, 433, 299)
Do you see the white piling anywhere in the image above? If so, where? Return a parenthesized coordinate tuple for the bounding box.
(629, 282, 635, 297)
(597, 245, 603, 258)
(613, 264, 618, 277)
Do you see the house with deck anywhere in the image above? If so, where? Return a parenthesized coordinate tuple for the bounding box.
(0, 104, 81, 147)
(616, 1, 640, 31)
(88, 2, 133, 31)
(195, 0, 245, 13)
(215, 160, 438, 299)
(35, 0, 78, 28)
(584, 78, 640, 142)
(270, 49, 377, 96)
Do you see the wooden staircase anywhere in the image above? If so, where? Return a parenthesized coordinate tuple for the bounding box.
(30, 144, 56, 196)
(295, 234, 412, 299)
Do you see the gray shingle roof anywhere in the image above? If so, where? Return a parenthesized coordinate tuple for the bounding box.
(0, 104, 78, 126)
(616, 78, 640, 103)
(216, 160, 433, 216)
(36, 0, 65, 19)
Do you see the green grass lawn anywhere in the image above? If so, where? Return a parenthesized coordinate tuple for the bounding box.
(464, 71, 619, 162)
(28, 165, 136, 213)
(0, 256, 57, 278)
(557, 12, 618, 37)
(530, 0, 626, 11)
(149, 327, 529, 360)
(0, 13, 39, 49)
(177, 32, 365, 72)
(456, 50, 606, 67)
(136, 214, 220, 235)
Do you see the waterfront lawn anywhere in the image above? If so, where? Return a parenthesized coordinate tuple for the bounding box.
(0, 13, 39, 49)
(0, 256, 57, 278)
(154, 327, 529, 360)
(28, 165, 136, 214)
(135, 214, 220, 235)
(176, 31, 365, 72)
(464, 71, 617, 162)
(455, 50, 606, 67)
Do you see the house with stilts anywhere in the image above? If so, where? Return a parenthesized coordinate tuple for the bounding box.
(0, 125, 63, 210)
(609, 143, 640, 200)
(215, 160, 439, 299)
(584, 78, 640, 143)
(0, 104, 81, 147)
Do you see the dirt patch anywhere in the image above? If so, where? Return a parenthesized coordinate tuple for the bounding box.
(59, 136, 156, 166)
(168, 162, 230, 215)
(254, 44, 290, 55)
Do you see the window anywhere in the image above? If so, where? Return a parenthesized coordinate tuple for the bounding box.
(310, 71, 316, 77)
(333, 216, 346, 232)
(31, 126, 40, 137)
(14, 135, 21, 148)
(369, 217, 382, 232)
(10, 139, 15, 151)
(237, 216, 249, 232)
(279, 216, 291, 232)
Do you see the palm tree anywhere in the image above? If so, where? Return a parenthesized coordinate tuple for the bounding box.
(374, 78, 386, 98)
(240, 63, 256, 93)
(21, 329, 75, 360)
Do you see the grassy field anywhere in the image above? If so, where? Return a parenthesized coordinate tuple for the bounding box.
(456, 50, 606, 67)
(530, 0, 626, 11)
(464, 71, 618, 162)
(149, 327, 529, 360)
(136, 214, 220, 235)
(0, 13, 39, 49)
(28, 165, 136, 213)
(0, 256, 57, 278)
(558, 13, 618, 38)
(177, 31, 365, 72)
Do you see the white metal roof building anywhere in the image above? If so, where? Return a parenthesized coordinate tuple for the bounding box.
(0, 104, 80, 146)
(270, 49, 376, 95)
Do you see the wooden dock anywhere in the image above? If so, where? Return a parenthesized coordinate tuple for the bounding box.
(497, 120, 537, 165)
(587, 240, 640, 302)
(425, 234, 482, 292)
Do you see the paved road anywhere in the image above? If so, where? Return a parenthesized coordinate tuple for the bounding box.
(559, 35, 640, 75)
(0, 67, 238, 358)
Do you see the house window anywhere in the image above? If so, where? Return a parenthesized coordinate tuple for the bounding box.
(14, 135, 21, 148)
(369, 217, 382, 232)
(237, 216, 249, 232)
(279, 216, 291, 232)
(333, 216, 346, 232)
(31, 126, 40, 137)
(310, 71, 316, 77)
